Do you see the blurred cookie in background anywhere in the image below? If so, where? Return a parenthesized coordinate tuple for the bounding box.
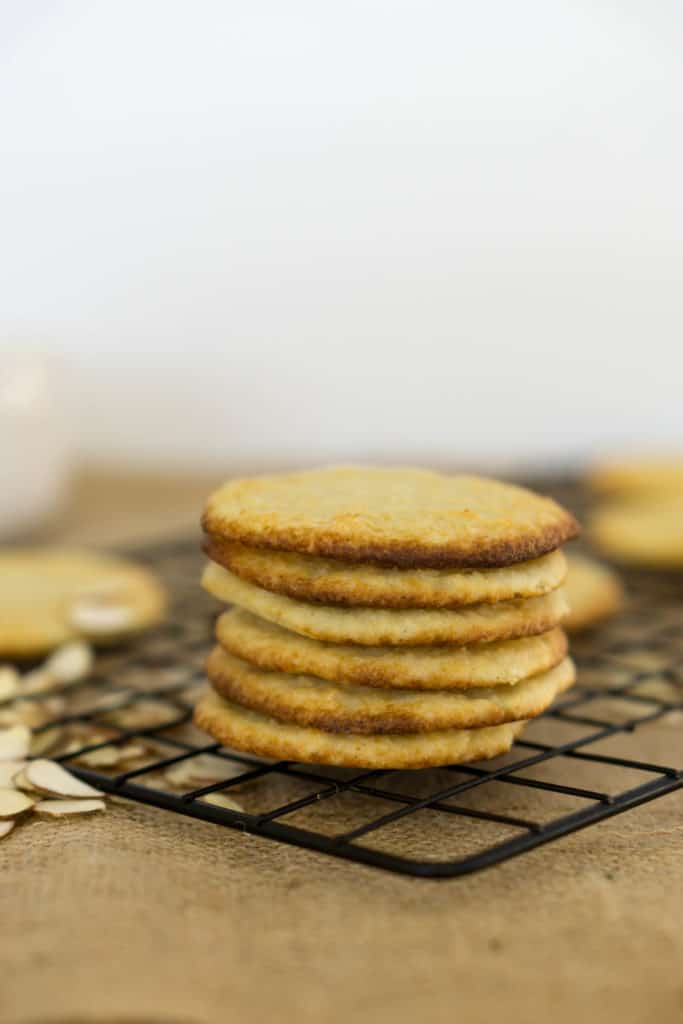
(586, 455, 683, 498)
(585, 455, 683, 569)
(564, 554, 623, 632)
(0, 548, 166, 659)
(588, 496, 683, 570)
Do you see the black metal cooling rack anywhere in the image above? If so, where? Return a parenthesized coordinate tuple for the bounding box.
(9, 514, 683, 878)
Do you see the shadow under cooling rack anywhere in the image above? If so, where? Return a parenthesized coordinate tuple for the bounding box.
(12, 529, 683, 879)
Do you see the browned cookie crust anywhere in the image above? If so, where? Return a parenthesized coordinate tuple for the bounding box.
(216, 609, 568, 690)
(206, 647, 575, 734)
(194, 689, 528, 769)
(203, 536, 568, 609)
(202, 467, 578, 568)
(202, 563, 569, 646)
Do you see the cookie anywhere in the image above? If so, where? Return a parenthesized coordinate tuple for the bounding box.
(0, 548, 166, 658)
(587, 456, 683, 497)
(564, 555, 623, 632)
(216, 609, 568, 690)
(202, 563, 569, 646)
(194, 689, 527, 768)
(202, 466, 578, 568)
(204, 537, 568, 608)
(588, 497, 683, 569)
(207, 647, 575, 734)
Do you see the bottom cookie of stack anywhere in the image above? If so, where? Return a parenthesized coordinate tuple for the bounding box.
(195, 653, 575, 769)
(195, 689, 527, 769)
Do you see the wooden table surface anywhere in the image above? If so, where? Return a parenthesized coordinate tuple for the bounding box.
(2, 469, 681, 1024)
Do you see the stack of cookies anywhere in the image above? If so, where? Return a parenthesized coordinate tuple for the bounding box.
(195, 467, 579, 769)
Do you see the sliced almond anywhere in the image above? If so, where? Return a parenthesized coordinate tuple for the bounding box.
(22, 668, 58, 696)
(59, 734, 109, 752)
(64, 722, 117, 743)
(0, 666, 20, 704)
(43, 696, 68, 717)
(633, 679, 681, 702)
(30, 726, 66, 758)
(179, 681, 209, 705)
(13, 767, 40, 795)
(69, 597, 136, 637)
(70, 746, 120, 769)
(34, 798, 105, 817)
(0, 787, 35, 819)
(0, 760, 26, 788)
(72, 743, 147, 769)
(114, 742, 151, 765)
(0, 709, 25, 728)
(202, 791, 245, 812)
(24, 759, 104, 799)
(0, 725, 31, 760)
(164, 754, 242, 791)
(88, 689, 134, 712)
(51, 726, 118, 761)
(103, 700, 175, 730)
(44, 641, 94, 685)
(0, 702, 51, 730)
(0, 820, 15, 840)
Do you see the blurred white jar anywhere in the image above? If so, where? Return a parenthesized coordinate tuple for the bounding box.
(0, 351, 73, 538)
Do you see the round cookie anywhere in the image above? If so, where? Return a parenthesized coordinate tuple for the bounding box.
(195, 689, 527, 769)
(202, 466, 578, 568)
(207, 648, 575, 734)
(202, 563, 569, 646)
(564, 555, 623, 632)
(216, 609, 568, 690)
(588, 497, 683, 569)
(204, 537, 568, 608)
(587, 456, 683, 497)
(0, 548, 166, 658)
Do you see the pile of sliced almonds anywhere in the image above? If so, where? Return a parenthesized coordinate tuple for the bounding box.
(1, 639, 247, 823)
(0, 724, 107, 842)
(0, 640, 95, 708)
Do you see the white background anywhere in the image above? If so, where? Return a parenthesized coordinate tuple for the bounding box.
(1, 1, 681, 472)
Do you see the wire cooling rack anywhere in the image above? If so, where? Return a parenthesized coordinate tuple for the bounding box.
(10, 488, 683, 878)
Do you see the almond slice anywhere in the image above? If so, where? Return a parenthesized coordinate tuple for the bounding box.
(34, 798, 105, 817)
(202, 791, 245, 812)
(69, 598, 136, 637)
(0, 725, 31, 760)
(0, 820, 15, 840)
(115, 743, 151, 766)
(0, 667, 20, 704)
(22, 668, 58, 696)
(0, 710, 24, 728)
(24, 759, 104, 799)
(0, 760, 26, 788)
(72, 746, 123, 769)
(30, 726, 66, 758)
(164, 754, 242, 791)
(88, 689, 134, 712)
(0, 703, 51, 729)
(103, 700, 175, 730)
(73, 743, 147, 769)
(0, 787, 35, 819)
(13, 767, 39, 794)
(44, 641, 94, 685)
(43, 696, 68, 717)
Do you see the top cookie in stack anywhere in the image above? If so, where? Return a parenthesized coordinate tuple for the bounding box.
(195, 467, 579, 769)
